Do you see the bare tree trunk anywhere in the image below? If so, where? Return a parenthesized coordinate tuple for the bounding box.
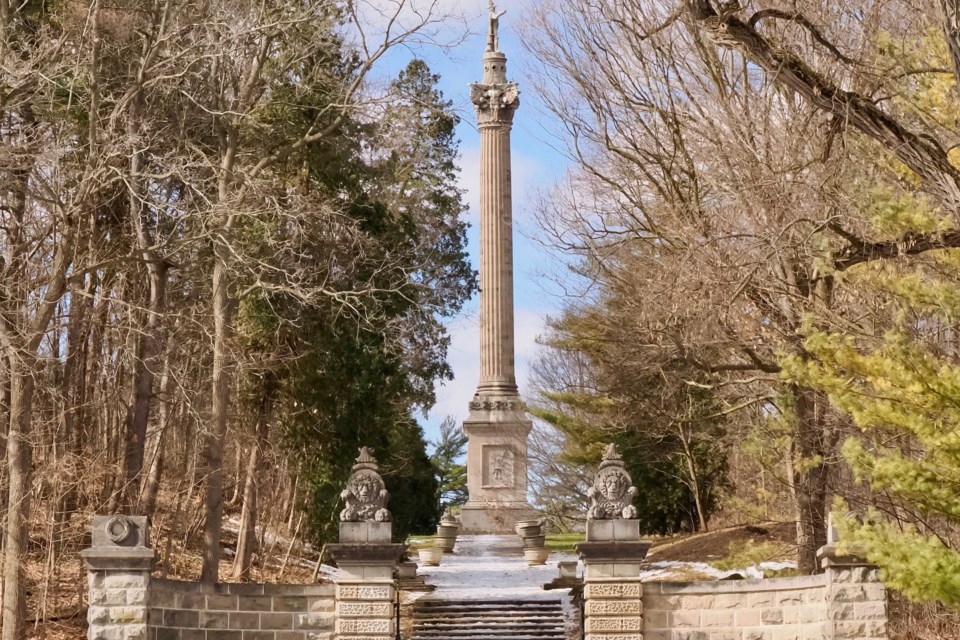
(141, 353, 173, 517)
(792, 384, 831, 574)
(278, 513, 303, 581)
(200, 254, 235, 583)
(122, 259, 169, 510)
(677, 424, 708, 532)
(0, 351, 9, 554)
(2, 362, 36, 640)
(233, 378, 275, 580)
(286, 474, 299, 532)
(227, 443, 242, 507)
(232, 444, 259, 581)
(54, 274, 95, 551)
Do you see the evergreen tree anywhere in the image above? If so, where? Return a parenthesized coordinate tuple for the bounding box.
(532, 310, 728, 534)
(277, 59, 474, 543)
(783, 31, 960, 604)
(430, 416, 469, 510)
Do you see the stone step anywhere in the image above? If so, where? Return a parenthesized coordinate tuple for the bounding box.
(413, 609, 563, 618)
(411, 598, 568, 640)
(414, 604, 563, 612)
(416, 599, 562, 609)
(415, 616, 563, 629)
(413, 628, 567, 639)
(411, 636, 566, 640)
(411, 637, 566, 640)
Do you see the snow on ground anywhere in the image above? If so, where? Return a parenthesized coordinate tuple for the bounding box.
(412, 535, 578, 602)
(639, 560, 797, 581)
(410, 535, 798, 601)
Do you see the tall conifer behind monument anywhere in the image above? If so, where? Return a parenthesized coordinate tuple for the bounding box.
(460, 3, 535, 533)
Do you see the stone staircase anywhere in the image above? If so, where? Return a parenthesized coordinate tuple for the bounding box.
(410, 598, 568, 640)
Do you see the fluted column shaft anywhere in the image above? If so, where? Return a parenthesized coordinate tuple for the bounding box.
(472, 51, 520, 398)
(478, 120, 516, 395)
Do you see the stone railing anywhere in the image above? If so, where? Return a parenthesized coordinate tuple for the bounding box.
(575, 445, 889, 640)
(82, 450, 406, 640)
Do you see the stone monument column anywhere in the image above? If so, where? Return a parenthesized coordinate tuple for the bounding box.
(460, 2, 535, 534)
(326, 448, 406, 640)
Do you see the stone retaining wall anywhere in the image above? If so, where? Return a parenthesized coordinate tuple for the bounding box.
(578, 541, 887, 640)
(147, 579, 336, 640)
(643, 575, 829, 640)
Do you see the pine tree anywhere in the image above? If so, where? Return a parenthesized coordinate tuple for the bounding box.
(783, 30, 960, 604)
(430, 416, 469, 510)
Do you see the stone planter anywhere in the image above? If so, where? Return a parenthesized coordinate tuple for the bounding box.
(437, 535, 456, 553)
(518, 524, 542, 539)
(418, 545, 444, 566)
(524, 547, 550, 566)
(522, 535, 546, 548)
(399, 561, 418, 579)
(516, 519, 540, 533)
(437, 524, 459, 538)
(558, 561, 578, 579)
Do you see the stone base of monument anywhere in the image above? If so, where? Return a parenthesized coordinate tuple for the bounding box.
(460, 501, 537, 534)
(461, 396, 537, 534)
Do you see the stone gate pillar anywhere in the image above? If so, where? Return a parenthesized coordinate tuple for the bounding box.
(326, 448, 405, 640)
(81, 515, 155, 640)
(577, 445, 650, 640)
(819, 516, 888, 640)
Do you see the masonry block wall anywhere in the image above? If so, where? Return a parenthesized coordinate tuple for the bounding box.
(638, 559, 887, 640)
(147, 580, 336, 640)
(643, 575, 828, 640)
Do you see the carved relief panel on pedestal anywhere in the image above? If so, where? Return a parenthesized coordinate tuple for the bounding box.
(482, 445, 516, 488)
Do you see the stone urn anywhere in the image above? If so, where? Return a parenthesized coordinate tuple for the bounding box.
(418, 540, 444, 567)
(524, 546, 550, 566)
(522, 534, 546, 548)
(517, 522, 542, 539)
(435, 508, 460, 553)
(436, 529, 457, 553)
(516, 519, 540, 531)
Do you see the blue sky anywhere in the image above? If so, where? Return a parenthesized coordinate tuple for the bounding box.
(355, 0, 570, 444)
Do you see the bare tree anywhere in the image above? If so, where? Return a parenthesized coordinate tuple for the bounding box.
(525, 0, 959, 572)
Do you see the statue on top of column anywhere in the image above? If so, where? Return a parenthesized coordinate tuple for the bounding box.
(588, 443, 638, 520)
(487, 1, 507, 52)
(339, 447, 392, 522)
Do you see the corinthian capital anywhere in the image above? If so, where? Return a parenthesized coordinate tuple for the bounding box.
(470, 82, 520, 124)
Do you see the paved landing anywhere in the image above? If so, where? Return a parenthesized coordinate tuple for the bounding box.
(412, 535, 577, 601)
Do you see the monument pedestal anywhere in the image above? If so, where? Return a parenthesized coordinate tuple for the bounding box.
(460, 502, 536, 534)
(461, 395, 535, 533)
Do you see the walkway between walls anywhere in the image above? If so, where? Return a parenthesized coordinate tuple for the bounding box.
(412, 535, 577, 600)
(406, 535, 580, 640)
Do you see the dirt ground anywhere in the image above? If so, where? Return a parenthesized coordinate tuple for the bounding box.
(646, 521, 796, 563)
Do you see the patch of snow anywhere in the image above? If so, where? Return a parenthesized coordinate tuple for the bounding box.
(411, 535, 577, 602)
(640, 559, 797, 581)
